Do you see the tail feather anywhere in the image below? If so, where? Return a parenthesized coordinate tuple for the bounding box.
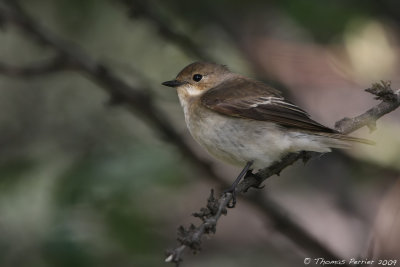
(317, 133, 375, 146)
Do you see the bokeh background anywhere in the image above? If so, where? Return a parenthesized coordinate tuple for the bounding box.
(0, 0, 400, 266)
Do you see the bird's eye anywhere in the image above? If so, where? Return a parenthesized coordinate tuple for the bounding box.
(192, 74, 203, 82)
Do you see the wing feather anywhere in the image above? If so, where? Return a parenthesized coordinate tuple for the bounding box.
(201, 77, 337, 133)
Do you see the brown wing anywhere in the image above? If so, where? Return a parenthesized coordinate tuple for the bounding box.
(200, 77, 337, 133)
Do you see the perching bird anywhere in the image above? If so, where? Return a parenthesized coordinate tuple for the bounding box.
(162, 62, 373, 206)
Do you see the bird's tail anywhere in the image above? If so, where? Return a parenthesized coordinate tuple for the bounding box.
(315, 133, 375, 149)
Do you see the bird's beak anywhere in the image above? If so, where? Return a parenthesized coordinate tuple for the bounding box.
(162, 80, 186, 88)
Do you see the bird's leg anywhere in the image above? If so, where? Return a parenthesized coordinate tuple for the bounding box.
(223, 161, 253, 208)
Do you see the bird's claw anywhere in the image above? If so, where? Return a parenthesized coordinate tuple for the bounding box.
(222, 161, 254, 208)
(223, 188, 237, 208)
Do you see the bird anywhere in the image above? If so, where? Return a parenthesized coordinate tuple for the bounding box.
(162, 62, 373, 207)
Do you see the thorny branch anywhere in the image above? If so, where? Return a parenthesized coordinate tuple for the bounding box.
(335, 81, 400, 134)
(0, 1, 400, 266)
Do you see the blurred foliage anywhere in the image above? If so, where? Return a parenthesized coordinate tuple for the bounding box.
(0, 0, 399, 266)
(276, 1, 371, 41)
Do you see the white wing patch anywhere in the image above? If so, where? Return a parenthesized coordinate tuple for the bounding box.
(247, 97, 310, 116)
(249, 96, 274, 107)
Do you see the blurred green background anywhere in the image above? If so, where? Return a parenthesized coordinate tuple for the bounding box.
(0, 0, 400, 266)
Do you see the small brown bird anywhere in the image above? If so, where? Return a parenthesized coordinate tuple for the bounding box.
(162, 62, 372, 206)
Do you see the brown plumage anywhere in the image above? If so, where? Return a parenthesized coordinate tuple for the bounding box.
(200, 73, 373, 145)
(162, 61, 374, 172)
(162, 61, 374, 207)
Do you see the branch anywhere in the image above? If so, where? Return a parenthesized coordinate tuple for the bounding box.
(335, 81, 400, 134)
(166, 81, 400, 265)
(0, 55, 75, 77)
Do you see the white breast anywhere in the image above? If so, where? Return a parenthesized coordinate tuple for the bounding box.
(176, 89, 333, 170)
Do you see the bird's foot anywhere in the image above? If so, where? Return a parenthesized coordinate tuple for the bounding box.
(222, 161, 253, 208)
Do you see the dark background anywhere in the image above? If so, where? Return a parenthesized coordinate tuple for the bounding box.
(0, 0, 399, 266)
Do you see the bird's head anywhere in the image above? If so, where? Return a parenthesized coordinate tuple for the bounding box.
(162, 62, 232, 97)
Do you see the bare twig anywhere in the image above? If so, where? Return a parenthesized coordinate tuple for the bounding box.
(335, 81, 400, 134)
